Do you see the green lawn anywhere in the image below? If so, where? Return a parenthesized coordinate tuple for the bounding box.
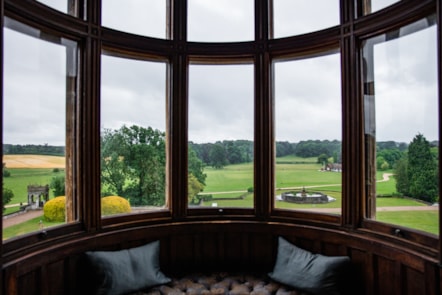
(207, 193, 254, 208)
(3, 206, 20, 215)
(2, 156, 439, 238)
(376, 197, 426, 207)
(277, 163, 341, 188)
(3, 216, 63, 240)
(3, 168, 64, 205)
(376, 211, 438, 235)
(200, 158, 438, 236)
(203, 163, 253, 193)
(375, 170, 397, 195)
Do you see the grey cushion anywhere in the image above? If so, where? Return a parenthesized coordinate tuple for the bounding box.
(268, 237, 350, 295)
(86, 240, 171, 295)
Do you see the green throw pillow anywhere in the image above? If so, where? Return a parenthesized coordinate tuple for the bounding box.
(268, 237, 350, 295)
(85, 240, 171, 295)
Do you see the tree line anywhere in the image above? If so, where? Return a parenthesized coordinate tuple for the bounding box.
(3, 144, 65, 156)
(190, 139, 341, 167)
(394, 134, 439, 203)
(3, 126, 438, 207)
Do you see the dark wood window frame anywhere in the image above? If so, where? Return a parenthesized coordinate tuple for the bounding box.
(1, 0, 440, 261)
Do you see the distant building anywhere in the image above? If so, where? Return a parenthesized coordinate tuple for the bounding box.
(325, 163, 342, 172)
(27, 185, 49, 209)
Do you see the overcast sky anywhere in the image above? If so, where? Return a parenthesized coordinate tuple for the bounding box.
(3, 0, 438, 146)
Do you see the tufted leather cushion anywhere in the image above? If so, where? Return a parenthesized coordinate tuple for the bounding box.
(130, 272, 311, 295)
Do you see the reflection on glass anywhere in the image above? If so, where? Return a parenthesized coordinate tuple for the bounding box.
(363, 17, 438, 235)
(3, 20, 76, 239)
(37, 0, 70, 15)
(188, 0, 254, 42)
(272, 0, 339, 38)
(274, 54, 342, 215)
(102, 0, 166, 38)
(100, 55, 167, 217)
(363, 0, 400, 15)
(188, 65, 254, 208)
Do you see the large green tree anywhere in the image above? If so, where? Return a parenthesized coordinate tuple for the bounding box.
(225, 141, 243, 164)
(2, 185, 14, 212)
(101, 125, 166, 206)
(187, 146, 206, 202)
(188, 146, 207, 185)
(394, 156, 409, 196)
(377, 148, 404, 168)
(407, 133, 438, 203)
(209, 143, 228, 169)
(188, 173, 204, 203)
(50, 175, 66, 197)
(101, 127, 130, 197)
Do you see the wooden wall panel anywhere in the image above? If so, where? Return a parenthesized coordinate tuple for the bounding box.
(3, 266, 18, 295)
(66, 255, 82, 295)
(347, 248, 367, 295)
(1, 222, 441, 295)
(168, 234, 195, 275)
(18, 270, 39, 295)
(45, 261, 65, 295)
(248, 233, 274, 272)
(199, 233, 219, 270)
(374, 256, 401, 295)
(404, 266, 425, 295)
(424, 260, 440, 295)
(223, 232, 243, 267)
(322, 241, 345, 256)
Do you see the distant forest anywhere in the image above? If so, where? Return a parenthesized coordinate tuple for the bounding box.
(3, 144, 65, 156)
(4, 139, 439, 166)
(189, 139, 428, 167)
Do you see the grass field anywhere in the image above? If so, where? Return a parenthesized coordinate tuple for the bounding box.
(376, 211, 438, 234)
(2, 154, 439, 236)
(3, 155, 65, 215)
(3, 168, 65, 204)
(2, 216, 63, 240)
(201, 156, 438, 234)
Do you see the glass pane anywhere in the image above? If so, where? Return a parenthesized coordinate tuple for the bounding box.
(188, 0, 254, 42)
(362, 0, 400, 15)
(102, 0, 167, 39)
(273, 0, 339, 38)
(3, 19, 77, 240)
(274, 53, 342, 215)
(188, 65, 254, 208)
(363, 17, 439, 235)
(100, 55, 167, 217)
(36, 0, 69, 14)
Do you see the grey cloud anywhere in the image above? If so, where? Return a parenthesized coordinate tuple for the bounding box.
(188, 0, 254, 42)
(4, 2, 438, 146)
(189, 65, 254, 143)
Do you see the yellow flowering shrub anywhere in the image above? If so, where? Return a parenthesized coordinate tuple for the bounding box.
(43, 195, 131, 220)
(101, 196, 131, 216)
(43, 196, 66, 222)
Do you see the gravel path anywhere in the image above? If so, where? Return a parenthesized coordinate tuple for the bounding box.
(2, 210, 43, 228)
(295, 205, 438, 213)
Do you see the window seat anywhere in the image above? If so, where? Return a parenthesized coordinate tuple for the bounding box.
(130, 272, 310, 295)
(83, 237, 352, 295)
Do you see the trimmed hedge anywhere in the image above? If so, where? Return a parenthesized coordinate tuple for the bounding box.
(43, 196, 66, 222)
(101, 196, 131, 216)
(43, 195, 131, 221)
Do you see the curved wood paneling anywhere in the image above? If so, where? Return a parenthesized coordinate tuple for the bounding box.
(2, 221, 440, 295)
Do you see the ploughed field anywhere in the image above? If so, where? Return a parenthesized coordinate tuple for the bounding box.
(3, 154, 65, 169)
